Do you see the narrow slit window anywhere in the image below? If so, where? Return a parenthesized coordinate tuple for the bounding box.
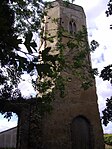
(69, 20, 76, 36)
(73, 22, 76, 34)
(69, 21, 73, 34)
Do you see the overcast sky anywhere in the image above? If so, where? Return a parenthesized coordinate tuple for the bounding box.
(74, 0, 112, 133)
(0, 0, 112, 134)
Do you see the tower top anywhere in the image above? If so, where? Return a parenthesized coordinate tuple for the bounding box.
(46, 0, 85, 18)
(56, 0, 63, 3)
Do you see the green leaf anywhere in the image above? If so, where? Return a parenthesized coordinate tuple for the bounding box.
(24, 31, 33, 53)
(90, 40, 99, 52)
(27, 62, 34, 73)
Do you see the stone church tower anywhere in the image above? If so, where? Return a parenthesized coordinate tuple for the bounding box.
(42, 1, 104, 149)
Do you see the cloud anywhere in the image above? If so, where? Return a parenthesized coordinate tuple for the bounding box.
(103, 122, 112, 134)
(18, 74, 37, 98)
(86, 0, 108, 19)
(75, 0, 109, 30)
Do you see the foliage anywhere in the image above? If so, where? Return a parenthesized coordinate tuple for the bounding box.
(65, 26, 99, 90)
(102, 97, 112, 126)
(100, 65, 112, 125)
(0, 0, 43, 81)
(0, 1, 101, 148)
(0, 0, 99, 115)
(104, 134, 112, 146)
(100, 65, 112, 84)
(101, 0, 112, 125)
(37, 24, 99, 100)
(105, 0, 112, 29)
(0, 0, 44, 112)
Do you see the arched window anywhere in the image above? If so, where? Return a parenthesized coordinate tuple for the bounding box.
(68, 20, 76, 36)
(71, 116, 94, 149)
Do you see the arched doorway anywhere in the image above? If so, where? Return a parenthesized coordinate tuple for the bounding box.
(71, 116, 94, 149)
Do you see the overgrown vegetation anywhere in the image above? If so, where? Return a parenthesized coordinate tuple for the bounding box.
(0, 0, 109, 148)
(0, 0, 100, 122)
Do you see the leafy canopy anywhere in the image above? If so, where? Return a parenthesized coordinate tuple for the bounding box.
(0, 0, 99, 120)
(0, 0, 45, 119)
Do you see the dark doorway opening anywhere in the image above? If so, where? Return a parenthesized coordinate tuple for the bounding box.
(71, 116, 94, 149)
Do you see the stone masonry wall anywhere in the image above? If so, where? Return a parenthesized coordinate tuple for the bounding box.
(42, 1, 104, 149)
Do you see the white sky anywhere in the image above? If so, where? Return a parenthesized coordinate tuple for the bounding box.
(0, 0, 112, 134)
(75, 0, 112, 133)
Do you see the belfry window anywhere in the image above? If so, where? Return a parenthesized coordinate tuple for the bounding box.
(69, 20, 76, 36)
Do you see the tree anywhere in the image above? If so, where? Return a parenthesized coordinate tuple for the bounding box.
(0, 1, 45, 148)
(0, 0, 44, 115)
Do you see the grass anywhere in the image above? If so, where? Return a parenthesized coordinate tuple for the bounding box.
(104, 134, 112, 149)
